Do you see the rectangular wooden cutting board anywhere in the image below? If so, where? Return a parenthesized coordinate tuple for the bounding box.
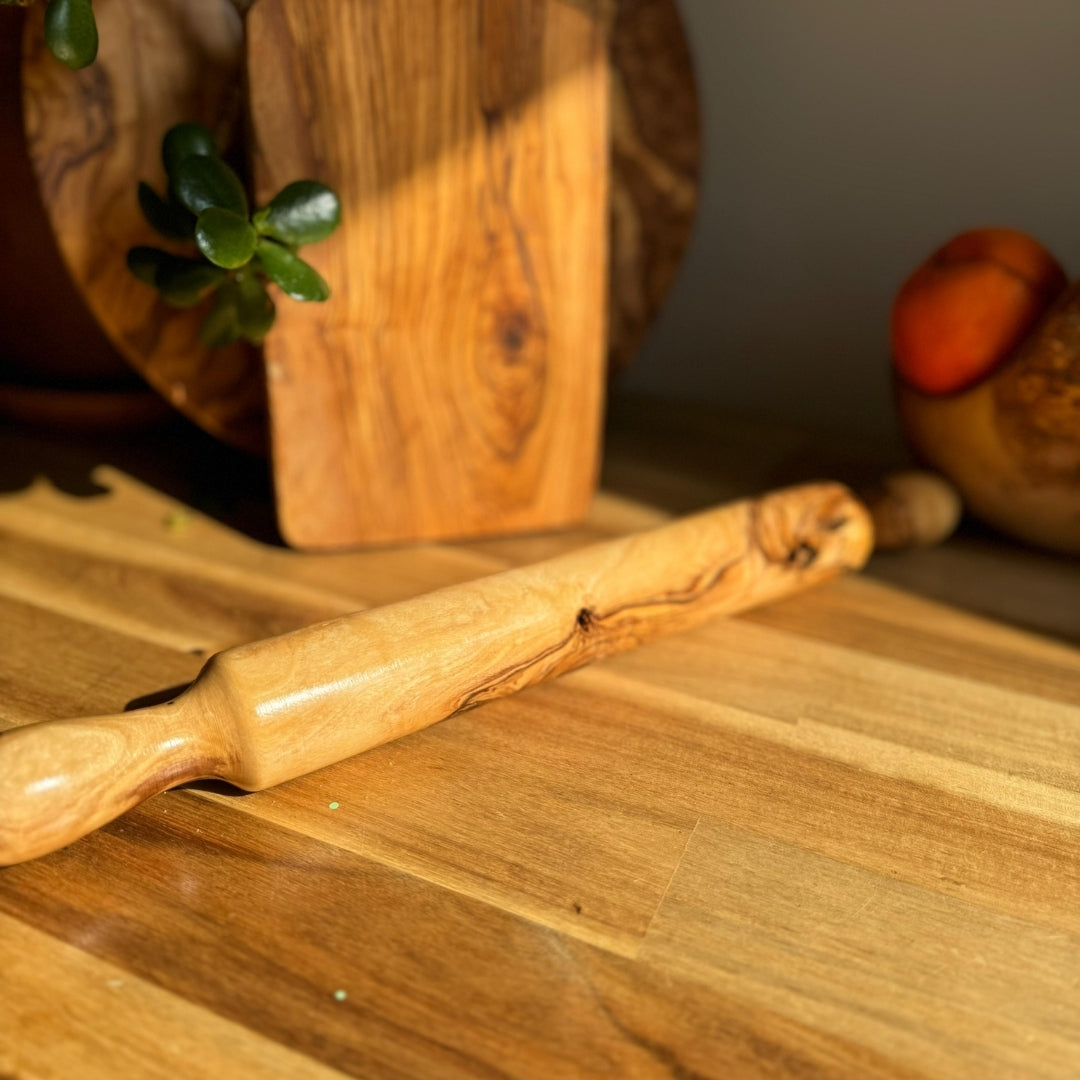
(247, 0, 611, 548)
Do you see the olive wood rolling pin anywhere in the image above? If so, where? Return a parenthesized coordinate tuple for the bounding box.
(0, 482, 874, 866)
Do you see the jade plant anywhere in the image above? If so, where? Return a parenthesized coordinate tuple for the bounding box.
(128, 122, 340, 347)
(1, 0, 98, 69)
(1, 0, 341, 347)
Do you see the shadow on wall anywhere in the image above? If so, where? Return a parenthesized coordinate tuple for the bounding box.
(617, 0, 1080, 439)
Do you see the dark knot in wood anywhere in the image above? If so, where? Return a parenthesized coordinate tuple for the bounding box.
(497, 309, 531, 360)
(786, 542, 819, 568)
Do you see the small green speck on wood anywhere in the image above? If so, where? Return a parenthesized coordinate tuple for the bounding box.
(128, 121, 340, 348)
(333, 989, 347, 1002)
(328, 802, 339, 810)
(163, 510, 190, 534)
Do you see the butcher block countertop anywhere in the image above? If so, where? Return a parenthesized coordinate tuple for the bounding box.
(0, 393, 1078, 1079)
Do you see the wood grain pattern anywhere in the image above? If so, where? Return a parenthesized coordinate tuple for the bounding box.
(0, 911, 345, 1080)
(0, 401, 1077, 1077)
(608, 0, 700, 373)
(642, 819, 1080, 1080)
(247, 0, 611, 546)
(20, 0, 267, 453)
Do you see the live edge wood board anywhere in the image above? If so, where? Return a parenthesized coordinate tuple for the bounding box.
(247, 0, 612, 547)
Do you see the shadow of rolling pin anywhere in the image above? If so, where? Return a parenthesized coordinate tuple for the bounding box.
(0, 482, 883, 865)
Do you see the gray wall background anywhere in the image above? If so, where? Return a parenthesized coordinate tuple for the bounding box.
(616, 0, 1080, 439)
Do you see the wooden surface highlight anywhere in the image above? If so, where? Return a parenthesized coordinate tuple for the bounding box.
(0, 403, 1077, 1077)
(247, 0, 611, 546)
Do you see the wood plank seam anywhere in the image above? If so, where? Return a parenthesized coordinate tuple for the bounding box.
(639, 814, 701, 950)
(0, 500, 375, 614)
(578, 667, 1080, 826)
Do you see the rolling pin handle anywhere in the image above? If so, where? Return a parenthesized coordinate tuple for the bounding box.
(0, 705, 219, 866)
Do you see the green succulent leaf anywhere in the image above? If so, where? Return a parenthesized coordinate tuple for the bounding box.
(253, 181, 341, 247)
(137, 182, 196, 241)
(195, 207, 257, 269)
(172, 153, 248, 218)
(162, 122, 219, 179)
(155, 258, 227, 308)
(256, 238, 330, 302)
(132, 123, 339, 346)
(127, 247, 226, 306)
(126, 246, 168, 286)
(234, 273, 276, 344)
(199, 284, 243, 347)
(43, 0, 98, 70)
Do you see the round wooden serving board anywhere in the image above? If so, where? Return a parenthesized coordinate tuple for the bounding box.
(20, 0, 700, 453)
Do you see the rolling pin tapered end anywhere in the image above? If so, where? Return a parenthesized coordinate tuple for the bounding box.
(0, 704, 220, 866)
